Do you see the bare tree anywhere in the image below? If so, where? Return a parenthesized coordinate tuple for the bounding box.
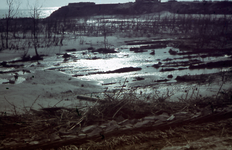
(28, 0, 42, 59)
(101, 15, 110, 49)
(4, 0, 21, 49)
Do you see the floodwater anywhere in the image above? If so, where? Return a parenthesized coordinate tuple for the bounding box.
(54, 46, 219, 84)
(8, 44, 227, 86)
(0, 39, 231, 101)
(0, 37, 231, 90)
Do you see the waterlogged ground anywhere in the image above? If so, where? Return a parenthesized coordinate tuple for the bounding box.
(1, 39, 229, 86)
(0, 36, 232, 113)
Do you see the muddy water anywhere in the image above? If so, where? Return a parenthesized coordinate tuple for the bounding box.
(0, 43, 230, 92)
(42, 45, 225, 89)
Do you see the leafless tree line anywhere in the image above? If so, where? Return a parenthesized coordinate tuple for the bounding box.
(91, 14, 232, 48)
(0, 0, 75, 58)
(1, 1, 232, 55)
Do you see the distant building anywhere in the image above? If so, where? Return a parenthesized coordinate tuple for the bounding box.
(68, 2, 95, 7)
(135, 0, 160, 3)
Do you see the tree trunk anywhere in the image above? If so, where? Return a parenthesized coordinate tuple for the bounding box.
(6, 18, 9, 49)
(33, 18, 39, 57)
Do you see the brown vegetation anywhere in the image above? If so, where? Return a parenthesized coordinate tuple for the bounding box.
(1, 75, 232, 149)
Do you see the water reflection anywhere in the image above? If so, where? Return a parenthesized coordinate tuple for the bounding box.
(49, 46, 225, 87)
(0, 43, 229, 87)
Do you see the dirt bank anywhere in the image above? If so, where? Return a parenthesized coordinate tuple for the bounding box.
(1, 101, 232, 150)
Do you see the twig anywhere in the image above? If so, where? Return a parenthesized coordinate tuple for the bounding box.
(165, 138, 173, 146)
(183, 135, 190, 144)
(111, 99, 125, 109)
(68, 116, 85, 131)
(53, 98, 64, 107)
(22, 99, 29, 113)
(221, 126, 225, 137)
(115, 78, 127, 100)
(37, 103, 44, 109)
(4, 96, 18, 115)
(185, 90, 189, 101)
(181, 106, 188, 111)
(95, 105, 103, 119)
(103, 88, 114, 101)
(4, 96, 15, 107)
(30, 95, 40, 110)
(60, 110, 64, 122)
(112, 101, 130, 118)
(216, 81, 225, 99)
(68, 105, 91, 131)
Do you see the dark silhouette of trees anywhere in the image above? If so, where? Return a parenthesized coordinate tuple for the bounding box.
(4, 0, 20, 49)
(28, 0, 42, 59)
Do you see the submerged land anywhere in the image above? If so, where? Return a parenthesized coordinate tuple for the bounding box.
(0, 0, 232, 149)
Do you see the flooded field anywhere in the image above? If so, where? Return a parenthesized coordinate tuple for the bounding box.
(1, 38, 231, 91)
(1, 2, 232, 149)
(0, 12, 232, 112)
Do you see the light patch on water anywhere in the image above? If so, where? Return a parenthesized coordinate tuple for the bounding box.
(65, 58, 139, 72)
(0, 78, 9, 84)
(0, 69, 28, 84)
(78, 72, 134, 82)
(49, 45, 227, 87)
(15, 77, 26, 84)
(0, 67, 14, 72)
(224, 54, 232, 58)
(0, 77, 25, 84)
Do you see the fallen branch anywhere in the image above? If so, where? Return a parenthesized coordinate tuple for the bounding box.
(30, 95, 40, 110)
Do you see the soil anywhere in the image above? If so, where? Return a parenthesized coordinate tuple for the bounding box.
(94, 113, 232, 150)
(1, 107, 232, 150)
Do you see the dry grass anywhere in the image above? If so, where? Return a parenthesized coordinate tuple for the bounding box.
(1, 74, 232, 149)
(55, 119, 232, 150)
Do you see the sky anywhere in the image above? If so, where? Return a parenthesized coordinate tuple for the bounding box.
(0, 0, 136, 9)
(0, 0, 226, 9)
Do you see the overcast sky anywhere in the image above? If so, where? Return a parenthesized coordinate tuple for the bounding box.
(0, 0, 133, 9)
(0, 0, 222, 9)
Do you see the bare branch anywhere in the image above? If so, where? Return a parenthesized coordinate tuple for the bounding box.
(30, 95, 40, 110)
(4, 96, 18, 115)
(6, 0, 21, 18)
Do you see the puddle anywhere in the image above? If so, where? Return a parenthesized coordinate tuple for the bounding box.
(0, 77, 25, 84)
(0, 78, 9, 84)
(15, 77, 26, 84)
(0, 69, 29, 84)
